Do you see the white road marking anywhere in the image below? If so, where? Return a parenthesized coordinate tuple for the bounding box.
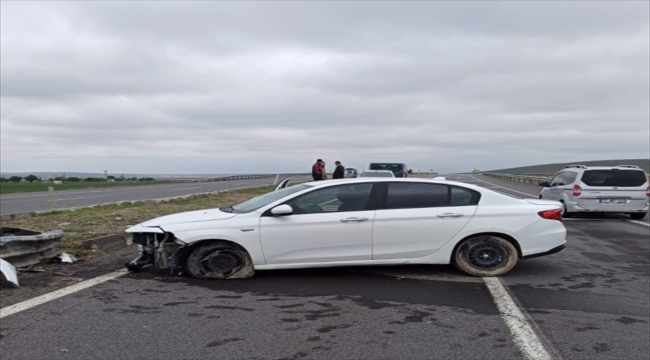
(470, 175, 538, 198)
(483, 277, 552, 360)
(0, 269, 129, 319)
(171, 187, 202, 191)
(626, 219, 650, 227)
(234, 182, 251, 185)
(54, 195, 112, 202)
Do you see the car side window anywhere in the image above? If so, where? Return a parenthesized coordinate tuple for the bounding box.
(550, 173, 563, 186)
(450, 186, 481, 206)
(563, 171, 577, 184)
(285, 183, 373, 215)
(381, 183, 449, 210)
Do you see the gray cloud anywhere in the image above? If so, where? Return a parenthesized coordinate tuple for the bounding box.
(1, 1, 648, 174)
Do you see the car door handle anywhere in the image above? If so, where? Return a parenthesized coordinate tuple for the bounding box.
(340, 217, 369, 222)
(437, 213, 464, 218)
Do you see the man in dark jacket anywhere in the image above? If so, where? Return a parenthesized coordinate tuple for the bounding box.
(312, 159, 324, 181)
(333, 161, 345, 179)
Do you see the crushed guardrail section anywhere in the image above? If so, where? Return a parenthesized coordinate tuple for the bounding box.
(0, 227, 64, 269)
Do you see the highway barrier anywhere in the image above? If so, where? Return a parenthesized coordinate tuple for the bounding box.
(484, 173, 552, 185)
(203, 173, 309, 182)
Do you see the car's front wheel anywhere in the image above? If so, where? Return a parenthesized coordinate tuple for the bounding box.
(453, 236, 518, 277)
(186, 242, 255, 279)
(628, 213, 647, 220)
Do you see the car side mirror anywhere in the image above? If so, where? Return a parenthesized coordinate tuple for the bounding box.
(270, 204, 293, 216)
(539, 181, 550, 187)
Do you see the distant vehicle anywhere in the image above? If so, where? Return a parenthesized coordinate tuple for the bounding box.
(345, 167, 358, 176)
(368, 163, 409, 177)
(358, 170, 395, 178)
(538, 165, 649, 219)
(125, 178, 566, 279)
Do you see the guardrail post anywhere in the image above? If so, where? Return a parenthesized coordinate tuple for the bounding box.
(48, 186, 57, 210)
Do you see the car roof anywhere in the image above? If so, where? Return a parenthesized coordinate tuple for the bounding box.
(302, 177, 482, 190)
(561, 166, 645, 171)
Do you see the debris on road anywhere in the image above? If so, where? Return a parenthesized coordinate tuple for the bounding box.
(0, 258, 19, 287)
(16, 264, 45, 273)
(54, 252, 78, 264)
(53, 271, 77, 277)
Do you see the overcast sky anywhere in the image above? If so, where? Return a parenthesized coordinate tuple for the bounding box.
(2, 1, 649, 174)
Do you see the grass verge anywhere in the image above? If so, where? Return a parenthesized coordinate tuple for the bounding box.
(0, 185, 274, 256)
(0, 180, 182, 195)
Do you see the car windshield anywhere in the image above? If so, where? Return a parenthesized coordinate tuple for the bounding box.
(369, 163, 403, 172)
(581, 170, 648, 187)
(231, 184, 312, 213)
(359, 171, 393, 177)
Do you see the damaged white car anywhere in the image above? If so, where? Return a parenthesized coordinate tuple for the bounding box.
(125, 178, 567, 279)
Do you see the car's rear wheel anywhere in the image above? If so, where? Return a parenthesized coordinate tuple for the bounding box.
(628, 213, 647, 220)
(186, 242, 255, 279)
(453, 236, 518, 277)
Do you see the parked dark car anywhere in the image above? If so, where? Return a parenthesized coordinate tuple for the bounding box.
(368, 163, 409, 178)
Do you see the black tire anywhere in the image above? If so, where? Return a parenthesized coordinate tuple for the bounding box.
(186, 242, 255, 280)
(628, 213, 647, 220)
(453, 236, 518, 277)
(561, 202, 573, 218)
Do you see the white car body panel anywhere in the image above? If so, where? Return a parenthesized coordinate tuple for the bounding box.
(1, 258, 19, 287)
(125, 178, 567, 273)
(259, 210, 375, 264)
(372, 205, 476, 259)
(139, 209, 237, 227)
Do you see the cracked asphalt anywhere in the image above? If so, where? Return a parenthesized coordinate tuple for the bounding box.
(0, 174, 648, 360)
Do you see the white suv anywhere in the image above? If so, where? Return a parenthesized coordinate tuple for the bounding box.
(539, 165, 649, 219)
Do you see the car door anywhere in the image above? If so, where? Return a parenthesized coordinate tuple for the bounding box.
(259, 183, 377, 264)
(372, 182, 478, 260)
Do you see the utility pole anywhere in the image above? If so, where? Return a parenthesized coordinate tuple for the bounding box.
(104, 170, 108, 178)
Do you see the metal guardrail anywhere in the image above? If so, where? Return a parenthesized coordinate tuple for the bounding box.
(203, 173, 310, 182)
(1, 228, 64, 268)
(484, 173, 552, 185)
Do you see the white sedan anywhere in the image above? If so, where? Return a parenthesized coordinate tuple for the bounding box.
(125, 178, 567, 278)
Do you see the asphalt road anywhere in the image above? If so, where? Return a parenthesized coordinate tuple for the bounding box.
(1, 174, 648, 359)
(0, 176, 313, 215)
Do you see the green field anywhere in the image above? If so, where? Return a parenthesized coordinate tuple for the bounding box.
(0, 180, 180, 195)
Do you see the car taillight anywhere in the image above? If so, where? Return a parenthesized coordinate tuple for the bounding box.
(646, 186, 650, 197)
(538, 209, 563, 221)
(572, 184, 582, 196)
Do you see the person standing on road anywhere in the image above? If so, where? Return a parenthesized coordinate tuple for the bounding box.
(312, 159, 324, 181)
(333, 161, 345, 179)
(321, 161, 329, 180)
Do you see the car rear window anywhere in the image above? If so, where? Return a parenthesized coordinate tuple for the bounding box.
(580, 170, 648, 187)
(370, 163, 403, 172)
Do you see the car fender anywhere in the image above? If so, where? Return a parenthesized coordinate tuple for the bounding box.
(162, 227, 266, 265)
